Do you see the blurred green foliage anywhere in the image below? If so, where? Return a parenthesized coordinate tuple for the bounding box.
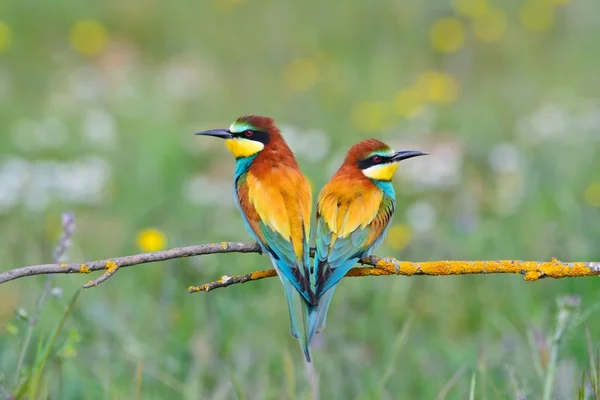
(0, 0, 600, 398)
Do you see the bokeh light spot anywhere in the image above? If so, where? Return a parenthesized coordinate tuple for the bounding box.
(69, 19, 108, 56)
(416, 71, 460, 105)
(394, 88, 425, 118)
(453, 0, 488, 18)
(430, 17, 465, 53)
(350, 101, 387, 132)
(519, 0, 555, 32)
(472, 8, 506, 43)
(0, 22, 11, 55)
(283, 58, 318, 92)
(136, 228, 167, 252)
(584, 182, 600, 207)
(385, 224, 413, 251)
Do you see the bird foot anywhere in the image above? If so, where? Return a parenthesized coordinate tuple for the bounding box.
(381, 257, 400, 274)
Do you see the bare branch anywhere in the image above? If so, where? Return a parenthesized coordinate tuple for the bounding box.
(0, 242, 261, 287)
(2, 241, 600, 290)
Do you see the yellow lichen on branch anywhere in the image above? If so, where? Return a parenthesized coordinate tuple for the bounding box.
(190, 256, 600, 293)
(2, 241, 599, 291)
(371, 258, 598, 280)
(105, 260, 118, 273)
(82, 260, 120, 288)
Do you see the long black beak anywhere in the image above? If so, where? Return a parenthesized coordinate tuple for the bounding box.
(194, 129, 233, 139)
(391, 150, 428, 162)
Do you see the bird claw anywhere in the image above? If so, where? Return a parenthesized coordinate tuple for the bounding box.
(382, 257, 400, 274)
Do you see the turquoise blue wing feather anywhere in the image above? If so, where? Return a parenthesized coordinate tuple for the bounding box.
(307, 194, 395, 342)
(259, 221, 314, 304)
(315, 194, 395, 298)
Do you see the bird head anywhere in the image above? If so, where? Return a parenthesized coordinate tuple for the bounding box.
(195, 115, 278, 159)
(346, 138, 427, 181)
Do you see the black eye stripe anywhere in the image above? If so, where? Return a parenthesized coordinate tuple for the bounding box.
(232, 129, 270, 145)
(357, 154, 391, 170)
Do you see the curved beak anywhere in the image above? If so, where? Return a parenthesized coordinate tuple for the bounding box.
(391, 150, 428, 162)
(195, 129, 233, 139)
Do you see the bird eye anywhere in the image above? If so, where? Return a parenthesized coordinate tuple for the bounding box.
(372, 156, 382, 163)
(244, 130, 253, 137)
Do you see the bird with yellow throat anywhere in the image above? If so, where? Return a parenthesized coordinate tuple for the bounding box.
(309, 138, 427, 341)
(195, 115, 316, 362)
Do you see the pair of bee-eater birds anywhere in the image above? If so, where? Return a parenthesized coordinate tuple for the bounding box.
(196, 115, 426, 362)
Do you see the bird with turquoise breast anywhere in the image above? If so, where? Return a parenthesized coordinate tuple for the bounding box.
(195, 115, 316, 362)
(309, 138, 427, 341)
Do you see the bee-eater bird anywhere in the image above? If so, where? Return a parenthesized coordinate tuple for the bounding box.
(309, 138, 427, 340)
(195, 115, 316, 362)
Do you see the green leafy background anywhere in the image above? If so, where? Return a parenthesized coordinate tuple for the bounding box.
(0, 0, 599, 398)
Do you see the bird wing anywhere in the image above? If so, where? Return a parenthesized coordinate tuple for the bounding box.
(314, 184, 395, 297)
(236, 169, 314, 304)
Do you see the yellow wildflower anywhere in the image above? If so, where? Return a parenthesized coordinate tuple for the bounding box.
(69, 19, 108, 56)
(472, 8, 506, 43)
(0, 22, 11, 55)
(385, 224, 413, 251)
(416, 71, 460, 105)
(136, 228, 167, 252)
(519, 0, 555, 32)
(585, 182, 600, 207)
(430, 17, 465, 53)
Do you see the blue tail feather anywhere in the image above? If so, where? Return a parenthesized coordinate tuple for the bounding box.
(277, 267, 313, 362)
(308, 287, 336, 343)
(318, 258, 359, 298)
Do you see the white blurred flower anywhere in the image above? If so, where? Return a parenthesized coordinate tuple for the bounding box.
(82, 108, 117, 148)
(406, 200, 437, 234)
(159, 56, 218, 100)
(0, 156, 112, 214)
(393, 138, 463, 189)
(68, 66, 106, 101)
(517, 102, 571, 141)
(55, 157, 112, 204)
(183, 175, 234, 207)
(11, 118, 68, 152)
(488, 143, 522, 174)
(280, 124, 332, 163)
(0, 157, 27, 213)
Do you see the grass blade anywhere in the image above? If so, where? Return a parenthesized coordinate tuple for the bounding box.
(14, 289, 81, 399)
(469, 372, 476, 400)
(436, 365, 467, 400)
(377, 315, 414, 392)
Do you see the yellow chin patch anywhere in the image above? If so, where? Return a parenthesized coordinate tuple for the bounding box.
(362, 163, 399, 181)
(225, 138, 264, 158)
